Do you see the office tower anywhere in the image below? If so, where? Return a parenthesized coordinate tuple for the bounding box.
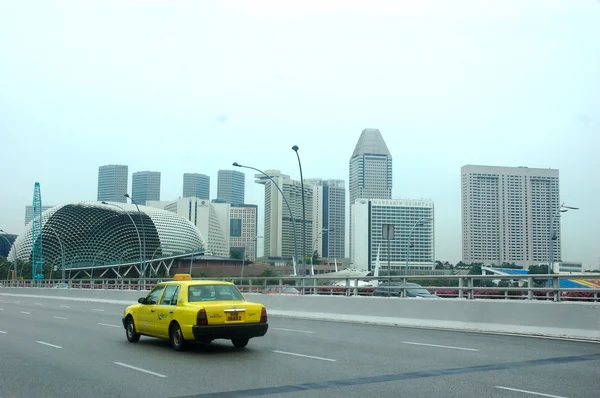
(322, 179, 346, 259)
(304, 179, 346, 260)
(461, 165, 560, 267)
(97, 164, 128, 203)
(25, 205, 53, 225)
(255, 170, 313, 268)
(229, 204, 258, 261)
(351, 198, 435, 271)
(349, 129, 392, 263)
(183, 173, 210, 200)
(132, 171, 161, 205)
(217, 170, 245, 204)
(304, 179, 324, 261)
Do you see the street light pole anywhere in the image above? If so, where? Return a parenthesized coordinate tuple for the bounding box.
(233, 162, 300, 275)
(41, 224, 66, 281)
(291, 145, 307, 276)
(548, 203, 578, 275)
(405, 218, 432, 277)
(125, 194, 146, 280)
(311, 228, 330, 276)
(0, 230, 17, 280)
(101, 202, 143, 281)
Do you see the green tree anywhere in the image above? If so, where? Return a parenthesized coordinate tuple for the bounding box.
(468, 263, 483, 275)
(435, 260, 444, 270)
(528, 264, 549, 287)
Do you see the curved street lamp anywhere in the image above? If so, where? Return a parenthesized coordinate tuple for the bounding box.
(40, 224, 66, 281)
(125, 194, 147, 280)
(0, 230, 17, 280)
(101, 201, 143, 280)
(233, 162, 299, 275)
(291, 145, 308, 276)
(548, 203, 579, 275)
(405, 218, 432, 277)
(311, 228, 330, 275)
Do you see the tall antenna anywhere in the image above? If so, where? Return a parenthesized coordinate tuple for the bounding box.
(31, 182, 44, 279)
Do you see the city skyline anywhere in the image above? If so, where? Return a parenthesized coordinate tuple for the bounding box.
(1, 1, 598, 268)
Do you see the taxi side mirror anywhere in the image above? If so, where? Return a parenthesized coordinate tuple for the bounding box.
(138, 297, 147, 304)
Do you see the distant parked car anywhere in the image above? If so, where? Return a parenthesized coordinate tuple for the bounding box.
(265, 286, 300, 295)
(372, 282, 439, 298)
(52, 283, 69, 289)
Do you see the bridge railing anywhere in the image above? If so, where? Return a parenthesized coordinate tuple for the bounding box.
(1, 274, 599, 302)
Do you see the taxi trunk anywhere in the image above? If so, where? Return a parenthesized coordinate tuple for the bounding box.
(190, 301, 265, 325)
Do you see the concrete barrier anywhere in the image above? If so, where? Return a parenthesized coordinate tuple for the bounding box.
(2, 287, 599, 341)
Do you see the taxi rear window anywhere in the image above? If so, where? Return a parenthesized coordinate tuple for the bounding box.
(188, 284, 244, 302)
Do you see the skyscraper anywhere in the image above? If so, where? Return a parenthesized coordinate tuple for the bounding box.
(256, 170, 313, 268)
(97, 164, 128, 203)
(217, 170, 245, 204)
(322, 179, 346, 259)
(349, 129, 392, 262)
(132, 171, 161, 205)
(461, 165, 560, 268)
(183, 173, 210, 200)
(304, 178, 346, 260)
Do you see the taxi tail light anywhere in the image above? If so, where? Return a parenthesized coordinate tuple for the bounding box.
(196, 309, 208, 325)
(260, 307, 267, 323)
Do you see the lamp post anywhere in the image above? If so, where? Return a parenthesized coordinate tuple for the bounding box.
(101, 202, 143, 281)
(125, 194, 146, 280)
(548, 203, 578, 275)
(240, 236, 263, 279)
(0, 230, 17, 280)
(310, 228, 330, 276)
(41, 224, 66, 281)
(405, 218, 432, 277)
(291, 145, 307, 276)
(233, 162, 299, 275)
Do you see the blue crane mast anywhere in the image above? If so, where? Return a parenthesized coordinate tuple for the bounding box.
(31, 182, 44, 279)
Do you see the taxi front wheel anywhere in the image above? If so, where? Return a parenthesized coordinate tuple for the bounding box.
(125, 317, 140, 343)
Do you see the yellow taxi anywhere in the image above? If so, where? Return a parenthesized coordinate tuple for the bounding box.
(121, 274, 268, 351)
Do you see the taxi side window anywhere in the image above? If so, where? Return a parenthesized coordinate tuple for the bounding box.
(160, 285, 179, 306)
(146, 286, 165, 305)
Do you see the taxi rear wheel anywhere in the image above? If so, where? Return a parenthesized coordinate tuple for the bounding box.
(232, 338, 249, 349)
(125, 316, 140, 343)
(170, 323, 186, 351)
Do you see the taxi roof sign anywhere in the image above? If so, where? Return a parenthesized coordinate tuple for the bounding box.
(173, 274, 192, 281)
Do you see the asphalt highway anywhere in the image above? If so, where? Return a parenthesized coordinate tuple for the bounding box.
(0, 292, 599, 398)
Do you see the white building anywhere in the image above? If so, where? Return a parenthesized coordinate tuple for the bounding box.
(229, 204, 258, 261)
(351, 198, 435, 272)
(256, 170, 313, 267)
(461, 165, 560, 268)
(304, 179, 324, 260)
(349, 129, 393, 261)
(146, 197, 229, 257)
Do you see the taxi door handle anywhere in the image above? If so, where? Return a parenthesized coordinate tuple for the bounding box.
(169, 311, 173, 314)
(151, 308, 155, 312)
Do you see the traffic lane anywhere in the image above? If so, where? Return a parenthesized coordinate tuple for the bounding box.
(269, 316, 600, 361)
(0, 296, 128, 315)
(0, 311, 173, 398)
(175, 350, 600, 398)
(0, 307, 366, 397)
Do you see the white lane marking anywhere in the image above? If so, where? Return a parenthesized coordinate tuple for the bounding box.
(273, 327, 314, 334)
(91, 308, 105, 312)
(60, 305, 70, 308)
(402, 341, 479, 351)
(0, 308, 3, 311)
(273, 350, 336, 362)
(113, 362, 167, 378)
(14, 301, 20, 303)
(36, 341, 62, 349)
(98, 323, 121, 328)
(495, 386, 568, 398)
(34, 303, 43, 305)
(0, 331, 6, 334)
(53, 316, 68, 320)
(20, 311, 31, 315)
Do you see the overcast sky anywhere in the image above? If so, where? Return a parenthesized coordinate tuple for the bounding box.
(1, 0, 598, 268)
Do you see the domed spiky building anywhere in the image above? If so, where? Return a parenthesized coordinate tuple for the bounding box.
(9, 201, 205, 275)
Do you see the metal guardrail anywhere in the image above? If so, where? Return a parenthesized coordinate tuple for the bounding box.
(1, 274, 599, 302)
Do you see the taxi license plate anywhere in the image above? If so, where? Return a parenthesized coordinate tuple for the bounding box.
(226, 312, 242, 321)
